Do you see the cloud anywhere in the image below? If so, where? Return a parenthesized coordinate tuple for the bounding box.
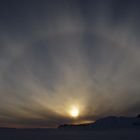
(0, 0, 140, 127)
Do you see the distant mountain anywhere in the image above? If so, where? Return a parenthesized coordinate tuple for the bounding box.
(58, 115, 140, 130)
(136, 114, 140, 118)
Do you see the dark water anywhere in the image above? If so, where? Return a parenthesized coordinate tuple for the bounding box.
(0, 128, 140, 140)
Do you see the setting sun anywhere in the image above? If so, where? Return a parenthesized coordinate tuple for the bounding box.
(69, 106, 79, 118)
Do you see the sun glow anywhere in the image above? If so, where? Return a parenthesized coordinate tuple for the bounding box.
(69, 106, 79, 118)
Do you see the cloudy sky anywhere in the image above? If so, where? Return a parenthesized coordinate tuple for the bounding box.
(0, 0, 140, 128)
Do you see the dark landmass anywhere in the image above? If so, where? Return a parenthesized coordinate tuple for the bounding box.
(58, 114, 140, 130)
(0, 115, 140, 140)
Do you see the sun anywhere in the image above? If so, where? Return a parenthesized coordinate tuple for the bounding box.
(69, 106, 79, 118)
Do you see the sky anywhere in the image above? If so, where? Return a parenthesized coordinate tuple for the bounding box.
(0, 0, 140, 128)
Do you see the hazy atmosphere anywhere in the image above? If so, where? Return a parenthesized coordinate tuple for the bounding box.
(0, 0, 140, 128)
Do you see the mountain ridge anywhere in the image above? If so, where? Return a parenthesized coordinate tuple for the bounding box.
(58, 114, 140, 130)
